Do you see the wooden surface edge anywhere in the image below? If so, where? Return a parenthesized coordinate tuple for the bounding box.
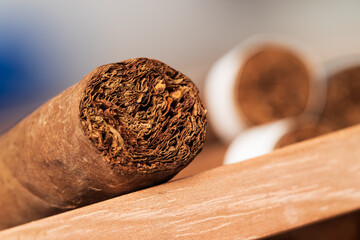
(2, 125, 360, 239)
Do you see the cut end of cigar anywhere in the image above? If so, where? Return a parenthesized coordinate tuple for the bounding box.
(322, 65, 360, 129)
(80, 58, 207, 174)
(235, 45, 310, 125)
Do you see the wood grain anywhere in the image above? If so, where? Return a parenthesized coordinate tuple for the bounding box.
(2, 125, 360, 239)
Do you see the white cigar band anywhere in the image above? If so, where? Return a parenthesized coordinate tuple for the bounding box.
(224, 116, 320, 165)
(224, 118, 294, 165)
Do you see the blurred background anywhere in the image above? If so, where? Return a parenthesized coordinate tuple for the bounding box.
(2, 1, 360, 238)
(1, 0, 360, 132)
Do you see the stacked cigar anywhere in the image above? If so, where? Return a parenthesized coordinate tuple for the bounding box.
(0, 58, 207, 229)
(205, 35, 360, 164)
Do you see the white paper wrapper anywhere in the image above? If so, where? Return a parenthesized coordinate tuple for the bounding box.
(205, 34, 326, 143)
(223, 118, 295, 165)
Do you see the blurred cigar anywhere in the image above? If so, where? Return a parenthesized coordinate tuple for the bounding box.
(277, 55, 360, 148)
(224, 116, 332, 165)
(206, 34, 326, 143)
(279, 55, 360, 146)
(225, 55, 360, 163)
(0, 58, 207, 229)
(274, 123, 333, 148)
(320, 56, 360, 130)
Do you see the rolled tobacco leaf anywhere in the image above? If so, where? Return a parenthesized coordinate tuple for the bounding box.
(235, 45, 311, 125)
(275, 64, 360, 148)
(0, 58, 207, 229)
(274, 123, 333, 148)
(321, 65, 360, 129)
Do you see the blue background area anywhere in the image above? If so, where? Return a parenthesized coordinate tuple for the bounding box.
(0, 31, 36, 108)
(0, 10, 67, 132)
(1, 0, 360, 133)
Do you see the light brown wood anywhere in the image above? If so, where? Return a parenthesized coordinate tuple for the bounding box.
(2, 125, 360, 239)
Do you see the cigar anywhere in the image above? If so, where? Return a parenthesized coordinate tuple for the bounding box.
(274, 57, 360, 148)
(321, 58, 360, 130)
(0, 58, 207, 229)
(272, 57, 360, 149)
(206, 34, 325, 143)
(274, 123, 333, 148)
(223, 116, 332, 165)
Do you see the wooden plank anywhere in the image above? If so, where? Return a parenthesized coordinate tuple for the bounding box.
(1, 125, 360, 240)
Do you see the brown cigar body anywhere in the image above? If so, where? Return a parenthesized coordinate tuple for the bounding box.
(0, 58, 207, 229)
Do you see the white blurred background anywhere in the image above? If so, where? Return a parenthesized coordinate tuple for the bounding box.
(1, 0, 360, 132)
